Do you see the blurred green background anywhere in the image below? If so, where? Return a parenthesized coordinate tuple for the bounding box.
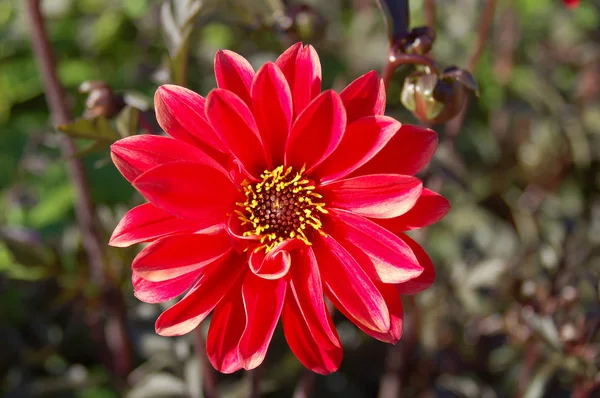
(1, 0, 600, 397)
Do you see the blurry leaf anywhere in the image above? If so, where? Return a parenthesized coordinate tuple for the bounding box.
(479, 194, 517, 230)
(374, 0, 409, 43)
(74, 141, 111, 158)
(57, 117, 120, 141)
(523, 361, 560, 398)
(115, 106, 140, 137)
(523, 312, 562, 350)
(127, 372, 188, 398)
(0, 243, 49, 281)
(0, 227, 55, 267)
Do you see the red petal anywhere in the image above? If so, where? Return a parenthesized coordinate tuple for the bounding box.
(396, 233, 436, 295)
(276, 43, 322, 117)
(214, 50, 255, 105)
(248, 239, 304, 280)
(353, 125, 438, 176)
(285, 90, 346, 173)
(313, 232, 390, 333)
(206, 282, 246, 374)
(251, 62, 292, 165)
(132, 270, 202, 304)
(238, 272, 286, 370)
(376, 188, 450, 231)
(110, 135, 212, 183)
(353, 282, 404, 343)
(340, 71, 386, 123)
(133, 161, 239, 222)
(132, 226, 232, 282)
(325, 209, 422, 284)
(206, 88, 270, 177)
(312, 116, 400, 183)
(155, 254, 245, 336)
(282, 247, 342, 374)
(154, 85, 226, 155)
(321, 174, 423, 219)
(109, 203, 207, 247)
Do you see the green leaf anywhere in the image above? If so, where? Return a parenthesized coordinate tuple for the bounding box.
(115, 106, 140, 137)
(56, 116, 120, 142)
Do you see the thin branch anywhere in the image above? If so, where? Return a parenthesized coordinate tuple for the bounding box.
(445, 0, 496, 139)
(194, 329, 219, 398)
(424, 0, 436, 29)
(293, 370, 316, 398)
(25, 0, 132, 378)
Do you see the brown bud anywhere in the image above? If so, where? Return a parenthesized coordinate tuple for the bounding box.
(398, 26, 436, 55)
(79, 81, 125, 119)
(400, 66, 478, 124)
(276, 4, 327, 42)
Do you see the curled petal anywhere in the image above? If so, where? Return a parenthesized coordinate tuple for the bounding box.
(132, 226, 232, 282)
(251, 62, 292, 165)
(321, 174, 422, 219)
(133, 161, 239, 222)
(325, 209, 422, 284)
(214, 49, 255, 105)
(312, 116, 400, 184)
(353, 125, 438, 176)
(109, 203, 207, 247)
(313, 232, 390, 333)
(350, 282, 403, 344)
(285, 90, 346, 173)
(207, 282, 246, 374)
(206, 89, 271, 177)
(340, 71, 386, 123)
(111, 135, 212, 183)
(276, 43, 322, 117)
(248, 239, 304, 280)
(155, 253, 245, 336)
(154, 85, 226, 154)
(376, 189, 450, 231)
(283, 247, 342, 374)
(132, 270, 202, 304)
(396, 233, 436, 295)
(238, 273, 286, 370)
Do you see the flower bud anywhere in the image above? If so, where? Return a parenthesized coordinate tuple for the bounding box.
(400, 66, 478, 124)
(79, 81, 125, 119)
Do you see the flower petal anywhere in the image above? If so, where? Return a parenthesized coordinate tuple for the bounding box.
(325, 209, 422, 284)
(313, 232, 390, 333)
(133, 161, 239, 221)
(285, 90, 346, 173)
(132, 226, 232, 282)
(353, 125, 438, 176)
(238, 272, 286, 370)
(206, 88, 271, 177)
(214, 49, 255, 105)
(207, 282, 246, 374)
(276, 43, 322, 117)
(311, 116, 400, 183)
(376, 188, 450, 231)
(251, 62, 292, 165)
(321, 174, 422, 219)
(352, 282, 403, 343)
(155, 254, 245, 336)
(283, 247, 342, 374)
(154, 85, 226, 154)
(132, 270, 202, 304)
(248, 239, 304, 280)
(396, 233, 436, 295)
(110, 135, 212, 183)
(109, 203, 207, 247)
(340, 71, 386, 123)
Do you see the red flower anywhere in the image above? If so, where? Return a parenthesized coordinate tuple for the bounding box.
(562, 0, 579, 8)
(110, 43, 450, 374)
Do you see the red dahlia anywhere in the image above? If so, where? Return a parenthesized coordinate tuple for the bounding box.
(110, 43, 450, 374)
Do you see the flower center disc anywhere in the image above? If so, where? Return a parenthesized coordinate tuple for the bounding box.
(236, 166, 327, 252)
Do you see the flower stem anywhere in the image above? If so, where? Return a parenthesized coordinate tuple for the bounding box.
(194, 329, 219, 398)
(24, 0, 132, 379)
(424, 0, 436, 29)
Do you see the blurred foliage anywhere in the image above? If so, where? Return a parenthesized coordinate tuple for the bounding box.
(1, 0, 600, 397)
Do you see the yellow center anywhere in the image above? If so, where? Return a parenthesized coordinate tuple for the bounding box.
(236, 165, 327, 253)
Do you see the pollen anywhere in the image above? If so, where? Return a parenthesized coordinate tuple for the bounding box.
(236, 165, 327, 253)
